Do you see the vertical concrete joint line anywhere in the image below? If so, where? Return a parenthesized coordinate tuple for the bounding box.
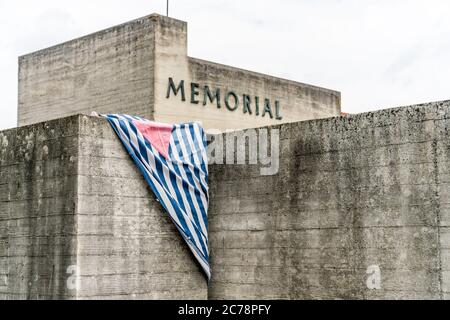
(432, 138, 443, 300)
(74, 115, 82, 299)
(151, 17, 157, 121)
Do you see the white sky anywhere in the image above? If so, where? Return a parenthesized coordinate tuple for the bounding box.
(1, 0, 450, 130)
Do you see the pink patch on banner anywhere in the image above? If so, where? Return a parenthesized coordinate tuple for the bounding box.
(133, 120, 174, 159)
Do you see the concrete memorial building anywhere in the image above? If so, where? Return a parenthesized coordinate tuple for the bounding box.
(2, 13, 450, 300)
(18, 13, 341, 131)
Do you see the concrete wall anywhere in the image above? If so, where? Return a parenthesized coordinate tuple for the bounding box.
(208, 100, 450, 300)
(0, 115, 207, 299)
(0, 117, 80, 299)
(18, 14, 340, 131)
(182, 58, 340, 130)
(5, 100, 450, 300)
(18, 15, 157, 127)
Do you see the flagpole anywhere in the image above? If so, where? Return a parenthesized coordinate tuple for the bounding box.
(166, 0, 169, 17)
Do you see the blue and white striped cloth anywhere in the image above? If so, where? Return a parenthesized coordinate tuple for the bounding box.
(102, 114, 210, 280)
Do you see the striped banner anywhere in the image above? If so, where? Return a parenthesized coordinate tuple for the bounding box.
(102, 114, 210, 280)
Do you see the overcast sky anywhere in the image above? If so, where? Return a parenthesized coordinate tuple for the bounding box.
(1, 0, 450, 130)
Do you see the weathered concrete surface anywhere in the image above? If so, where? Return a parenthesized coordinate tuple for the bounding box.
(0, 115, 207, 299)
(4, 100, 450, 300)
(208, 100, 450, 300)
(18, 15, 157, 127)
(183, 57, 341, 130)
(18, 14, 340, 131)
(0, 117, 79, 299)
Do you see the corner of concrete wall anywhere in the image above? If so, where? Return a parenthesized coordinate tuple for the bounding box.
(0, 115, 82, 299)
(18, 14, 158, 127)
(152, 15, 190, 125)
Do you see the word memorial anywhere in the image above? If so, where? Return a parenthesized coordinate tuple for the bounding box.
(167, 77, 283, 120)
